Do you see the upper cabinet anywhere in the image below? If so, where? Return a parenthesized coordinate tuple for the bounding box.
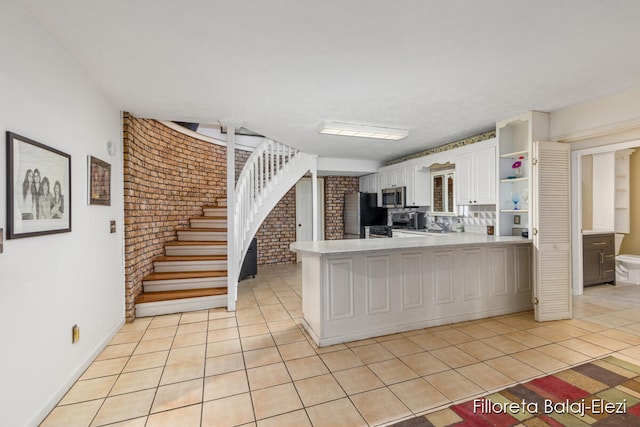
(455, 139, 496, 205)
(376, 163, 430, 207)
(378, 168, 406, 189)
(496, 111, 549, 236)
(406, 165, 431, 207)
(359, 173, 378, 194)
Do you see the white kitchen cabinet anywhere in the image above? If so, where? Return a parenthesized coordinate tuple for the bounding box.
(377, 169, 391, 190)
(378, 166, 406, 189)
(455, 152, 474, 205)
(405, 165, 430, 207)
(293, 238, 533, 346)
(377, 166, 409, 206)
(393, 168, 407, 187)
(358, 173, 378, 194)
(378, 164, 430, 207)
(455, 140, 496, 206)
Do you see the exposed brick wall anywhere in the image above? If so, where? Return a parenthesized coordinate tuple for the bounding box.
(255, 186, 297, 265)
(122, 115, 358, 319)
(254, 176, 358, 262)
(324, 176, 359, 240)
(123, 114, 236, 321)
(433, 175, 443, 212)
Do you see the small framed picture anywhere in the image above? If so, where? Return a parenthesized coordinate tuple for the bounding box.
(6, 132, 71, 239)
(88, 156, 111, 206)
(513, 214, 521, 225)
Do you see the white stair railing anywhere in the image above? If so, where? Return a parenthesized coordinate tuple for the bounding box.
(233, 138, 314, 279)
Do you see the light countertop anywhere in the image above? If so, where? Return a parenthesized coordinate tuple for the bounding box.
(290, 233, 531, 255)
(582, 229, 615, 235)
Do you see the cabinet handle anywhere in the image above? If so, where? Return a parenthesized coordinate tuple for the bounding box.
(600, 253, 604, 264)
(592, 242, 606, 246)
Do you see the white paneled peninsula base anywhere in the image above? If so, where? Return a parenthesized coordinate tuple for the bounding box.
(291, 235, 532, 347)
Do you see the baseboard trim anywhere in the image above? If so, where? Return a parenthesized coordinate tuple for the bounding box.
(30, 318, 125, 427)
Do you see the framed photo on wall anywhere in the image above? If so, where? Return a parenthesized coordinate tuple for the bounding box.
(88, 155, 111, 206)
(6, 131, 71, 239)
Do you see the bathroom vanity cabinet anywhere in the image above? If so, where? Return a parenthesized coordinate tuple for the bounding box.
(582, 233, 615, 286)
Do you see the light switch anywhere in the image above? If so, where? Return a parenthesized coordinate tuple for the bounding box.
(110, 221, 116, 233)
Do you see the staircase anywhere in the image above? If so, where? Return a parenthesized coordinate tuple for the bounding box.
(134, 199, 229, 317)
(230, 139, 316, 310)
(134, 137, 316, 317)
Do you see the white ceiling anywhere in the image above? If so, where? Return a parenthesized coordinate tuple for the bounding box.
(21, 0, 640, 163)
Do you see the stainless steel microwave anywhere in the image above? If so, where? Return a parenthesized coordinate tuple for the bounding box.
(381, 187, 405, 208)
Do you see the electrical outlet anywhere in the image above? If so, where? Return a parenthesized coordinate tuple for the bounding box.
(72, 324, 80, 343)
(110, 220, 116, 233)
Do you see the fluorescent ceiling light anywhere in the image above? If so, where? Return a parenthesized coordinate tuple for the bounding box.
(319, 122, 408, 140)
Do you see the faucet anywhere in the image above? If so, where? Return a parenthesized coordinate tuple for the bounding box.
(432, 217, 450, 232)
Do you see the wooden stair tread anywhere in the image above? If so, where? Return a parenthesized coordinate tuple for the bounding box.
(143, 271, 228, 281)
(164, 240, 227, 246)
(135, 288, 227, 304)
(155, 255, 227, 262)
(180, 227, 227, 232)
(192, 216, 227, 220)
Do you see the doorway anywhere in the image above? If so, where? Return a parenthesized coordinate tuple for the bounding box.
(295, 177, 325, 261)
(571, 140, 639, 295)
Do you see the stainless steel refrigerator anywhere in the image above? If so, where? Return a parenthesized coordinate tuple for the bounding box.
(344, 192, 388, 239)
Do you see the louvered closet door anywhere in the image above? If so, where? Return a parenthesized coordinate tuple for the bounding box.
(532, 141, 571, 321)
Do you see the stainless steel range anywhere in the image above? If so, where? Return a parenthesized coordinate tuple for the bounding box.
(367, 225, 390, 238)
(391, 212, 411, 228)
(391, 212, 427, 230)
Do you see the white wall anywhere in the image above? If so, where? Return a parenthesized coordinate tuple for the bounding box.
(0, 2, 125, 426)
(551, 86, 640, 144)
(317, 157, 381, 175)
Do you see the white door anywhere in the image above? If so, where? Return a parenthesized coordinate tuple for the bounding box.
(296, 178, 325, 259)
(532, 141, 571, 321)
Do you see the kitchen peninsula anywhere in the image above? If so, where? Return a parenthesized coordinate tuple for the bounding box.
(291, 234, 532, 346)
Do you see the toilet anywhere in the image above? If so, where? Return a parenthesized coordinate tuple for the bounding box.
(615, 233, 640, 285)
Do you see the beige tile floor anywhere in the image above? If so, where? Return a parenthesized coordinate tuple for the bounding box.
(42, 264, 640, 427)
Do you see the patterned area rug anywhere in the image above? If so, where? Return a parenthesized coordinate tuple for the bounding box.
(391, 356, 640, 427)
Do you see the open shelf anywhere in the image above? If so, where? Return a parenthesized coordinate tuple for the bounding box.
(500, 177, 528, 183)
(501, 209, 529, 213)
(500, 150, 528, 159)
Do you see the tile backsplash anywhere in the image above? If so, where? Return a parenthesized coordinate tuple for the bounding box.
(389, 205, 496, 233)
